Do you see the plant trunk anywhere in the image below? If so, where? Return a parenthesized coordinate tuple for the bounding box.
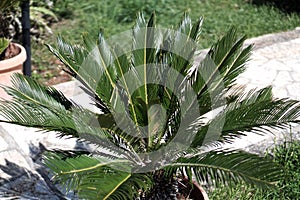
(139, 170, 209, 200)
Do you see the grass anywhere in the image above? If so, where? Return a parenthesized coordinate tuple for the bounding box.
(208, 139, 300, 199)
(52, 0, 300, 47)
(32, 0, 300, 83)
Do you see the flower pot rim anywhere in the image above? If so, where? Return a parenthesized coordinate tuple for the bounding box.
(0, 43, 26, 73)
(179, 177, 209, 200)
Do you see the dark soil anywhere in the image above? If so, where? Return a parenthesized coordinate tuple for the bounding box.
(0, 43, 20, 60)
(32, 58, 72, 86)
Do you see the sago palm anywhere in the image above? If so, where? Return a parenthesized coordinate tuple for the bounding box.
(1, 13, 300, 199)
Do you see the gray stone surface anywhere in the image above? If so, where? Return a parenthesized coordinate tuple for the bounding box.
(0, 27, 299, 198)
(223, 28, 300, 154)
(0, 125, 77, 199)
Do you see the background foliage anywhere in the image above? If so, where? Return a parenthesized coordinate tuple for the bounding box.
(31, 0, 300, 84)
(249, 0, 300, 13)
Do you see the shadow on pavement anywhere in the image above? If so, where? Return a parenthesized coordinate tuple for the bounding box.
(0, 143, 74, 199)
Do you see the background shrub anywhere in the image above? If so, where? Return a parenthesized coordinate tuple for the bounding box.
(250, 0, 300, 13)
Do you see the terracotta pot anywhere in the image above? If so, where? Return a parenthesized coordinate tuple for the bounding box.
(190, 180, 209, 200)
(0, 43, 26, 99)
(178, 177, 209, 200)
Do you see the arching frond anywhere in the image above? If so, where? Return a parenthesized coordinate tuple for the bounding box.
(44, 152, 152, 200)
(191, 87, 300, 147)
(167, 150, 283, 188)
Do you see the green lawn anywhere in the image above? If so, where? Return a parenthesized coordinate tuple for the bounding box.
(32, 0, 300, 82)
(52, 0, 300, 48)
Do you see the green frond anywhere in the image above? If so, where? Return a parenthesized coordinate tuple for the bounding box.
(187, 28, 252, 120)
(168, 150, 283, 188)
(192, 87, 300, 147)
(44, 152, 130, 199)
(4, 73, 73, 110)
(132, 12, 156, 66)
(44, 152, 151, 199)
(0, 97, 141, 161)
(108, 173, 153, 200)
(0, 73, 79, 135)
(47, 36, 112, 112)
(30, 6, 58, 21)
(170, 15, 203, 75)
(112, 45, 131, 79)
(209, 27, 241, 67)
(222, 92, 300, 137)
(94, 32, 118, 101)
(131, 12, 157, 111)
(192, 28, 251, 93)
(47, 38, 92, 90)
(177, 13, 192, 36)
(0, 101, 75, 132)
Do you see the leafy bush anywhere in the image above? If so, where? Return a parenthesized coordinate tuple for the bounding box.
(0, 0, 22, 40)
(0, 0, 59, 43)
(50, 0, 74, 19)
(29, 0, 58, 41)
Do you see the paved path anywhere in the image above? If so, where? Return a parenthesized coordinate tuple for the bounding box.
(239, 28, 300, 100)
(225, 28, 300, 153)
(0, 28, 299, 198)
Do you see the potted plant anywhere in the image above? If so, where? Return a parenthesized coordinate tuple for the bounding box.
(0, 0, 26, 99)
(1, 13, 300, 199)
(0, 38, 26, 82)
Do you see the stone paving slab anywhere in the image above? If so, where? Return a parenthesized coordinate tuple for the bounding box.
(237, 35, 300, 100)
(226, 28, 300, 152)
(0, 27, 299, 198)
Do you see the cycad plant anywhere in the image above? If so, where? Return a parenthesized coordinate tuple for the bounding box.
(1, 13, 300, 199)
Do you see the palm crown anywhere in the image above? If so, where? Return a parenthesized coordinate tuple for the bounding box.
(1, 13, 300, 199)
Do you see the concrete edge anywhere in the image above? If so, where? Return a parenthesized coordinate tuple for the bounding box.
(244, 27, 300, 49)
